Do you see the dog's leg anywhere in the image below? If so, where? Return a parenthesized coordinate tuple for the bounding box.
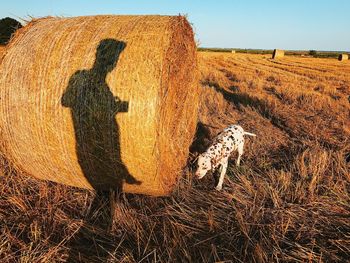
(216, 159, 228, 191)
(236, 154, 241, 167)
(236, 143, 244, 166)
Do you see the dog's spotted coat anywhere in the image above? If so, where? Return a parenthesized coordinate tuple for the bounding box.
(195, 125, 256, 191)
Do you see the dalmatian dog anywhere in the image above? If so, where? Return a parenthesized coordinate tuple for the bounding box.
(195, 125, 256, 191)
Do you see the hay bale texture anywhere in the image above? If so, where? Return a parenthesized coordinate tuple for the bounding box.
(0, 15, 199, 196)
(272, 49, 284, 59)
(338, 54, 348, 61)
(0, 45, 4, 57)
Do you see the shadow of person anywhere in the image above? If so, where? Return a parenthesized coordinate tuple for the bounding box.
(62, 39, 141, 190)
(62, 39, 141, 262)
(65, 191, 115, 263)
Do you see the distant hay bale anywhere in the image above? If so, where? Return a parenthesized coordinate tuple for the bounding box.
(338, 54, 348, 61)
(272, 49, 284, 59)
(0, 15, 199, 196)
(231, 50, 235, 54)
(0, 17, 22, 45)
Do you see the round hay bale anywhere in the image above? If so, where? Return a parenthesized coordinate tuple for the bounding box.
(231, 50, 235, 54)
(338, 54, 348, 61)
(0, 17, 22, 45)
(0, 15, 199, 196)
(272, 49, 284, 59)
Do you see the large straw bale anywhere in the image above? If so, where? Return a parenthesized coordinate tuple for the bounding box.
(0, 15, 199, 196)
(338, 54, 348, 61)
(272, 49, 284, 59)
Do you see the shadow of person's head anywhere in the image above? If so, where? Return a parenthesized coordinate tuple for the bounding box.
(93, 39, 126, 73)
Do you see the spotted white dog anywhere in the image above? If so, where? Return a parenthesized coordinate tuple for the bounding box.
(195, 125, 256, 191)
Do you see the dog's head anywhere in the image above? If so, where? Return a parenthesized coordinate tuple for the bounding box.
(195, 153, 212, 179)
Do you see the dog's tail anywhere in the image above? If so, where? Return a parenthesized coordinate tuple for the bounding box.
(244, 131, 256, 137)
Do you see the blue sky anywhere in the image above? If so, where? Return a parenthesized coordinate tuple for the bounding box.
(1, 0, 349, 51)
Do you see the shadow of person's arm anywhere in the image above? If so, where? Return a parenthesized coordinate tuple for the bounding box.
(113, 96, 129, 113)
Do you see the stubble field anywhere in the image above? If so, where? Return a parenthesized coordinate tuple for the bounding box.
(1, 52, 349, 262)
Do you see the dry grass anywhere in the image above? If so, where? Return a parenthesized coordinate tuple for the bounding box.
(1, 52, 349, 262)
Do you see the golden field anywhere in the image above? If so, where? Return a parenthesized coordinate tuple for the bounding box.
(0, 52, 349, 262)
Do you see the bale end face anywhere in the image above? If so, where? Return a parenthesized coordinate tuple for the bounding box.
(0, 15, 199, 196)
